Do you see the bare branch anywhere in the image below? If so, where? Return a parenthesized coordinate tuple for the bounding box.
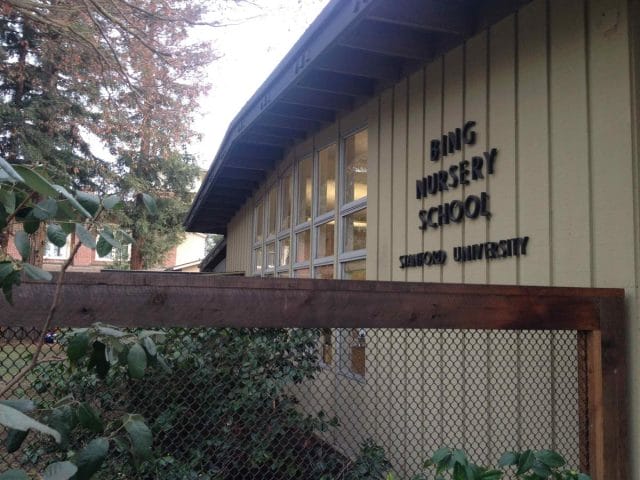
(0, 240, 81, 397)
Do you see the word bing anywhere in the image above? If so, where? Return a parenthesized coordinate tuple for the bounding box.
(416, 121, 497, 231)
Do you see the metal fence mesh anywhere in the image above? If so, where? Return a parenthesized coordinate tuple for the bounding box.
(1, 326, 587, 479)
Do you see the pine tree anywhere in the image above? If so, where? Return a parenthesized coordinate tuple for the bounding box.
(0, 0, 223, 268)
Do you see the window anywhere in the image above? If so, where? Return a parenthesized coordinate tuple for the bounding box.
(96, 243, 131, 264)
(295, 229, 311, 263)
(344, 130, 368, 204)
(317, 144, 336, 215)
(280, 172, 293, 231)
(297, 156, 312, 225)
(250, 127, 368, 375)
(278, 237, 290, 268)
(265, 242, 276, 272)
(254, 202, 264, 244)
(267, 187, 277, 238)
(44, 237, 70, 260)
(315, 220, 335, 259)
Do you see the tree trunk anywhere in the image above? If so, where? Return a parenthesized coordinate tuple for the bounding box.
(28, 223, 46, 268)
(130, 237, 145, 270)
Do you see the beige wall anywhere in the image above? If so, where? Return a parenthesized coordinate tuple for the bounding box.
(174, 233, 207, 266)
(223, 0, 639, 475)
(366, 0, 639, 476)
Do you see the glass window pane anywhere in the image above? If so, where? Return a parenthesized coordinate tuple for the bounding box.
(295, 229, 311, 263)
(265, 242, 276, 270)
(342, 259, 366, 280)
(267, 188, 277, 237)
(315, 264, 334, 279)
(344, 130, 368, 204)
(278, 237, 290, 267)
(317, 144, 336, 215)
(254, 202, 264, 243)
(294, 268, 310, 278)
(278, 271, 290, 278)
(315, 221, 335, 258)
(343, 208, 367, 252)
(280, 173, 292, 231)
(253, 247, 263, 274)
(297, 156, 312, 224)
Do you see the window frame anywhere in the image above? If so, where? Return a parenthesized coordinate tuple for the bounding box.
(249, 124, 369, 379)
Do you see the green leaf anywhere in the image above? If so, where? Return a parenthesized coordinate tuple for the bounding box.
(88, 341, 109, 379)
(142, 336, 157, 357)
(53, 185, 92, 218)
(0, 189, 16, 214)
(122, 414, 152, 464)
(76, 403, 104, 434)
(0, 262, 14, 281)
(75, 191, 100, 216)
(0, 399, 35, 413)
(46, 406, 76, 448)
(516, 450, 535, 475)
(155, 353, 172, 373)
(23, 213, 40, 234)
(498, 452, 518, 467)
(0, 403, 61, 443)
(102, 194, 121, 210)
(6, 429, 28, 453)
(0, 157, 24, 183)
(1, 270, 20, 304)
(452, 463, 466, 480)
(14, 231, 30, 260)
(0, 157, 25, 183)
(0, 470, 29, 480)
(67, 332, 90, 363)
(60, 222, 75, 235)
(33, 198, 58, 220)
(577, 474, 591, 480)
(96, 235, 112, 258)
(43, 461, 78, 480)
(478, 470, 503, 480)
(451, 449, 467, 466)
(116, 229, 134, 245)
(531, 461, 552, 478)
(75, 224, 96, 250)
(95, 325, 127, 338)
(141, 193, 158, 216)
(99, 227, 122, 249)
(432, 448, 452, 464)
(72, 437, 109, 480)
(127, 343, 147, 379)
(23, 263, 53, 281)
(536, 450, 565, 469)
(13, 165, 58, 198)
(47, 224, 67, 248)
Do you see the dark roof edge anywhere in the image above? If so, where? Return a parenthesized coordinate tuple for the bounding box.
(184, 0, 372, 232)
(200, 238, 227, 272)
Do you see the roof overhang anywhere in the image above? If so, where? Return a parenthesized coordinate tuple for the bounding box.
(185, 0, 532, 234)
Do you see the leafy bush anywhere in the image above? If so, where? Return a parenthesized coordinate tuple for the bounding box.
(402, 447, 591, 480)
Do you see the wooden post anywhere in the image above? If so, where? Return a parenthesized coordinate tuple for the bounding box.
(586, 297, 629, 480)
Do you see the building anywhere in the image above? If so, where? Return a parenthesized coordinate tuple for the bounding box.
(6, 230, 209, 272)
(185, 0, 640, 477)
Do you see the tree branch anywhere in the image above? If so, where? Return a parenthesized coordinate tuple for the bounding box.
(0, 206, 104, 398)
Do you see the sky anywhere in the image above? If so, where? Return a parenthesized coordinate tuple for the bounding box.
(191, 0, 330, 168)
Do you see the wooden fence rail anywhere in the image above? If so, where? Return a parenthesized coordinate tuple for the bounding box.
(0, 272, 629, 480)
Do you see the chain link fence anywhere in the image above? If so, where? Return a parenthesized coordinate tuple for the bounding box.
(1, 326, 588, 479)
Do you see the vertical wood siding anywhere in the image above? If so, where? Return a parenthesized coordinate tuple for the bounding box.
(362, 0, 637, 472)
(221, 0, 638, 474)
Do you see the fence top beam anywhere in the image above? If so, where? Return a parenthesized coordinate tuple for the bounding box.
(0, 272, 622, 331)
